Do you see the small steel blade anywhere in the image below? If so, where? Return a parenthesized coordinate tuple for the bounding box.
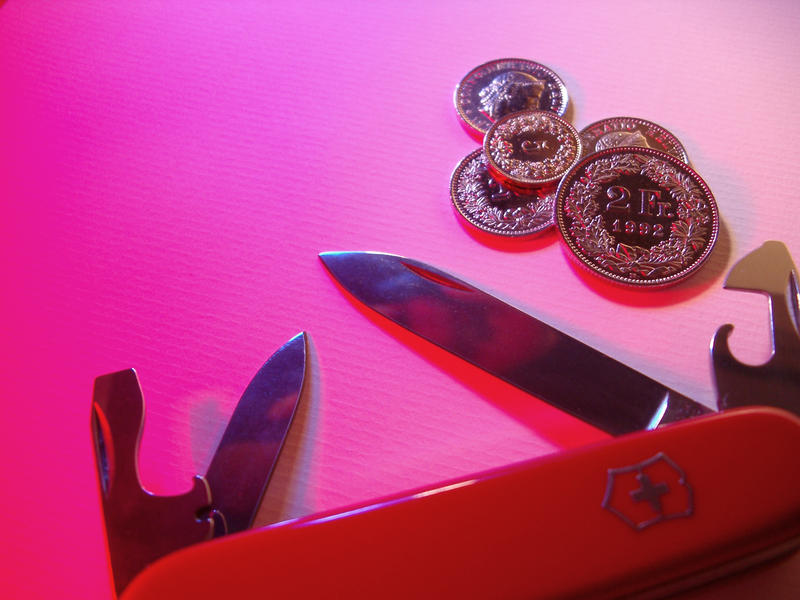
(205, 332, 308, 533)
(320, 252, 711, 436)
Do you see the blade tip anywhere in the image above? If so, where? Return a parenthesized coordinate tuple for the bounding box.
(286, 331, 309, 352)
(319, 250, 349, 259)
(319, 251, 351, 271)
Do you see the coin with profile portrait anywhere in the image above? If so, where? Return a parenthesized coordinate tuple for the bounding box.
(579, 117, 689, 163)
(454, 58, 569, 141)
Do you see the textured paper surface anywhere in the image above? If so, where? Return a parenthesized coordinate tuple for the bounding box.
(1, 1, 798, 597)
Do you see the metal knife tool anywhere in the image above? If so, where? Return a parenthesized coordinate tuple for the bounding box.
(104, 244, 800, 599)
(91, 332, 308, 597)
(712, 240, 800, 415)
(318, 241, 799, 430)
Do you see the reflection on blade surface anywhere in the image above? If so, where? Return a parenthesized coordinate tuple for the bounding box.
(204, 332, 308, 534)
(320, 252, 711, 436)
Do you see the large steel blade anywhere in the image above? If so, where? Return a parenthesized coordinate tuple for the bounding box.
(205, 332, 308, 534)
(320, 252, 711, 436)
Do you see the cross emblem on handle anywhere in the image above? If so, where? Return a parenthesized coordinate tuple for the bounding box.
(630, 473, 669, 514)
(602, 452, 694, 530)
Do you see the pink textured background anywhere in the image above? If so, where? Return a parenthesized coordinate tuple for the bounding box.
(1, 1, 798, 598)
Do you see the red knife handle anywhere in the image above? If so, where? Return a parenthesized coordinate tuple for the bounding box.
(123, 407, 800, 599)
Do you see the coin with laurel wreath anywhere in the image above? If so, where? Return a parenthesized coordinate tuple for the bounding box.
(454, 58, 569, 141)
(555, 147, 718, 287)
(484, 110, 582, 193)
(579, 117, 689, 162)
(450, 149, 556, 237)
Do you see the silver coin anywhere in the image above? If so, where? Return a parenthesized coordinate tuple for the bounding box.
(450, 148, 556, 237)
(483, 110, 582, 193)
(454, 58, 569, 141)
(555, 147, 719, 287)
(579, 117, 689, 163)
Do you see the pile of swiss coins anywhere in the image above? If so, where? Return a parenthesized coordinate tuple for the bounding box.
(451, 58, 719, 288)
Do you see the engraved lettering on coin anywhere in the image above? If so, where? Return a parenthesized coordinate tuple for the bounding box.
(450, 149, 555, 237)
(484, 111, 581, 191)
(455, 59, 569, 140)
(596, 130, 649, 151)
(477, 71, 546, 120)
(555, 147, 718, 287)
(579, 117, 688, 163)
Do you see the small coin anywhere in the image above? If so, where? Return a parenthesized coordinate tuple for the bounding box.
(450, 148, 556, 237)
(483, 110, 582, 193)
(555, 147, 718, 287)
(579, 117, 689, 162)
(454, 58, 569, 140)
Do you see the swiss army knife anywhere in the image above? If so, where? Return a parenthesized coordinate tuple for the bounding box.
(92, 242, 800, 599)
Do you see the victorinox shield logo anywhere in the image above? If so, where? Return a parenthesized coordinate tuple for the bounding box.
(602, 452, 693, 530)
